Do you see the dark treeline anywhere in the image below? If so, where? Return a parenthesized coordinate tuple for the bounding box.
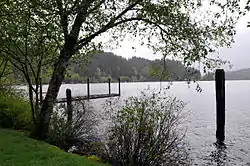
(201, 68, 250, 81)
(63, 52, 201, 83)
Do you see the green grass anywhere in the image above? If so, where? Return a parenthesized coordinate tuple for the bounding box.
(0, 128, 109, 166)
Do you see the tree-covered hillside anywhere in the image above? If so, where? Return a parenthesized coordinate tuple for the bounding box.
(63, 52, 201, 83)
(201, 68, 250, 81)
(225, 68, 250, 80)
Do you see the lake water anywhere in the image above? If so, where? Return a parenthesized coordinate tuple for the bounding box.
(41, 80, 250, 165)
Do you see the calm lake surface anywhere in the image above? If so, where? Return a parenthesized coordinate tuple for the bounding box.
(40, 80, 250, 165)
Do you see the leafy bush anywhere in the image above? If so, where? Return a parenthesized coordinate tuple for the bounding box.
(87, 155, 102, 162)
(0, 86, 32, 130)
(104, 89, 191, 166)
(47, 100, 100, 151)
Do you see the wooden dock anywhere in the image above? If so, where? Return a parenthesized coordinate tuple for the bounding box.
(40, 78, 121, 103)
(56, 93, 120, 103)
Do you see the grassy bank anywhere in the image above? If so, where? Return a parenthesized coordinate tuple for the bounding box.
(0, 128, 109, 166)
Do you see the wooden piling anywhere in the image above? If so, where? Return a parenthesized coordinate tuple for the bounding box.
(215, 69, 225, 143)
(87, 78, 90, 99)
(66, 89, 73, 125)
(108, 78, 111, 96)
(118, 77, 121, 96)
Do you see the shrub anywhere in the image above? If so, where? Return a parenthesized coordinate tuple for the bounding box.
(104, 89, 191, 166)
(0, 86, 32, 130)
(87, 155, 102, 162)
(47, 100, 100, 151)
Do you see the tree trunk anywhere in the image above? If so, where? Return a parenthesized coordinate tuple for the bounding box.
(34, 49, 71, 140)
(28, 84, 36, 123)
(35, 82, 41, 122)
(34, 15, 84, 139)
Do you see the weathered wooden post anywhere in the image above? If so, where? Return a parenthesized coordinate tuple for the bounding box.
(118, 77, 121, 96)
(66, 89, 73, 125)
(87, 78, 90, 99)
(215, 69, 225, 143)
(108, 78, 111, 96)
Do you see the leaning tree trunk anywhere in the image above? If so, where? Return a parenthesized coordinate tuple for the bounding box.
(34, 47, 74, 140)
(34, 10, 87, 139)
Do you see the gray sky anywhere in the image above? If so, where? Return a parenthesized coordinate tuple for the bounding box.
(110, 13, 250, 72)
(219, 14, 250, 71)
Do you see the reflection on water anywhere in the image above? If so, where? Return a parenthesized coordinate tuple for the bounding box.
(206, 142, 228, 166)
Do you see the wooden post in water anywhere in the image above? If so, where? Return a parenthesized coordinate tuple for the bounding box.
(66, 89, 73, 125)
(87, 78, 90, 99)
(215, 69, 225, 143)
(118, 77, 121, 96)
(108, 78, 111, 96)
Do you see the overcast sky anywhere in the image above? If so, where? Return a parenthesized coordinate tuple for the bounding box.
(219, 14, 250, 71)
(109, 13, 250, 72)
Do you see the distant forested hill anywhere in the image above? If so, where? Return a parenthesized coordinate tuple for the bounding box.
(225, 68, 250, 80)
(201, 68, 250, 81)
(62, 52, 201, 83)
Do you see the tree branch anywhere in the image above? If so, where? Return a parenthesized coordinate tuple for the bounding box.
(112, 17, 181, 51)
(0, 59, 8, 79)
(69, 0, 95, 39)
(113, 17, 169, 35)
(56, 0, 69, 40)
(0, 48, 26, 66)
(67, 0, 80, 13)
(23, 11, 38, 85)
(87, 0, 105, 15)
(76, 1, 139, 50)
(0, 54, 21, 72)
(0, 29, 26, 58)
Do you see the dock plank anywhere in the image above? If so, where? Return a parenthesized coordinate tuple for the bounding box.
(55, 93, 120, 103)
